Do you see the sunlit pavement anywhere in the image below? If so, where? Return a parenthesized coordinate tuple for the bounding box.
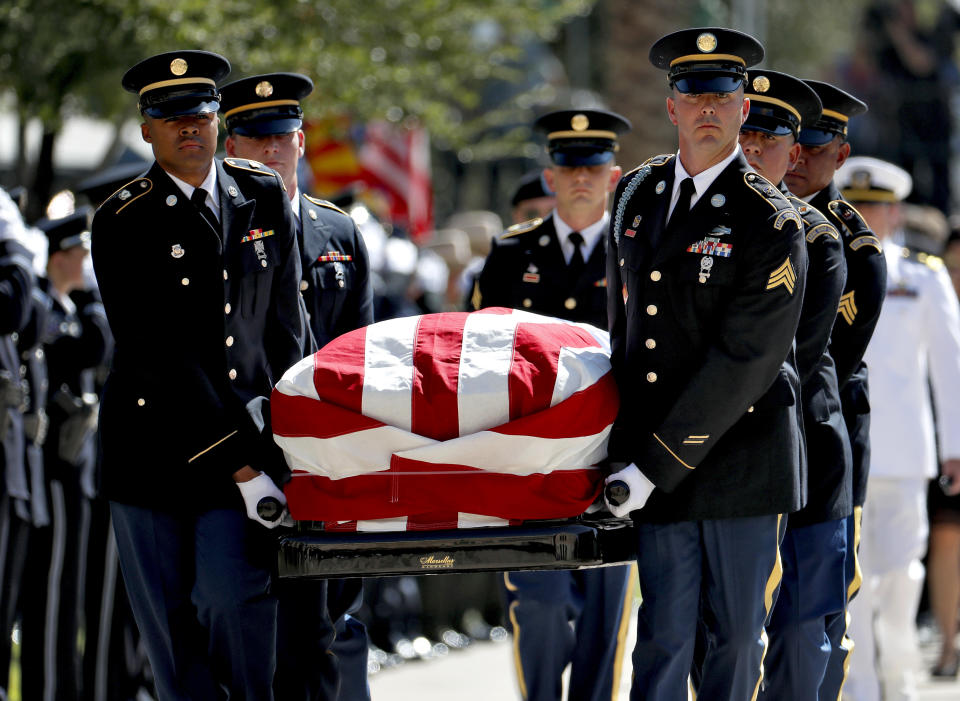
(368, 601, 960, 701)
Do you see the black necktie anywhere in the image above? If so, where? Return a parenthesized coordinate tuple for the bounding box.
(568, 231, 585, 282)
(667, 177, 696, 233)
(191, 187, 220, 234)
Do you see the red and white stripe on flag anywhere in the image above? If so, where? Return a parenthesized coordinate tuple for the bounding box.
(272, 308, 619, 530)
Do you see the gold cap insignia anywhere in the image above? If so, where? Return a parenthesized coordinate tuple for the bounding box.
(255, 80, 274, 98)
(697, 33, 718, 53)
(170, 58, 188, 76)
(571, 113, 589, 131)
(850, 170, 871, 189)
(752, 76, 770, 93)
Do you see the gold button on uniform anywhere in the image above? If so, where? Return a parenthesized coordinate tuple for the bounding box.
(223, 269, 228, 281)
(645, 338, 656, 349)
(522, 298, 532, 308)
(228, 369, 237, 380)
(181, 277, 189, 286)
(747, 406, 755, 413)
(137, 398, 146, 407)
(650, 270, 662, 281)
(225, 336, 234, 347)
(646, 372, 657, 383)
(300, 280, 309, 292)
(564, 297, 577, 310)
(646, 304, 658, 316)
(224, 303, 231, 314)
(619, 258, 625, 267)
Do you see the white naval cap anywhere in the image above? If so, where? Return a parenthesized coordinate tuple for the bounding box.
(836, 155, 912, 203)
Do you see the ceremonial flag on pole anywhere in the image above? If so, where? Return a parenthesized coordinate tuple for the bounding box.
(272, 309, 618, 531)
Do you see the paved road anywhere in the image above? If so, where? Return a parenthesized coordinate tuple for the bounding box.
(368, 602, 960, 700)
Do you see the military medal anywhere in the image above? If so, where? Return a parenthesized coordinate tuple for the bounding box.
(254, 240, 268, 267)
(698, 255, 714, 283)
(334, 261, 345, 288)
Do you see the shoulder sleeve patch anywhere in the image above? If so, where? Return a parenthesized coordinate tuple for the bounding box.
(104, 178, 153, 214)
(849, 235, 882, 253)
(805, 222, 840, 243)
(303, 194, 348, 216)
(501, 217, 544, 239)
(744, 172, 791, 212)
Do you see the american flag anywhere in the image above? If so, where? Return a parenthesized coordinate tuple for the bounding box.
(272, 308, 618, 531)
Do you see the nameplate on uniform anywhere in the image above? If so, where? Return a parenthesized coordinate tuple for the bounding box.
(242, 228, 275, 243)
(317, 252, 353, 263)
(522, 272, 540, 283)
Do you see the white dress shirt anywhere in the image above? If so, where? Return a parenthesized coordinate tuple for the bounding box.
(553, 210, 609, 265)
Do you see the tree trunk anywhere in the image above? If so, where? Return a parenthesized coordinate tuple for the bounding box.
(30, 127, 58, 222)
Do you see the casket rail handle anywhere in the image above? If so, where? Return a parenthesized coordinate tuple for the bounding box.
(257, 496, 284, 522)
(604, 480, 630, 508)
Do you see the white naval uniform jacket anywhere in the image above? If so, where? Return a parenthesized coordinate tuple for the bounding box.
(863, 240, 960, 479)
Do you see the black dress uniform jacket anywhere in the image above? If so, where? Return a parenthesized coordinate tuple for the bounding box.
(784, 191, 852, 527)
(477, 213, 608, 329)
(91, 158, 305, 511)
(606, 152, 808, 522)
(297, 192, 373, 349)
(811, 182, 886, 506)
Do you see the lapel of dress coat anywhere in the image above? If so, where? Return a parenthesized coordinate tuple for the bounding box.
(150, 162, 222, 254)
(653, 154, 742, 265)
(217, 160, 255, 261)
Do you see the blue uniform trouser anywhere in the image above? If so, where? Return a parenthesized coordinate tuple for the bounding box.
(632, 514, 784, 701)
(111, 502, 277, 701)
(819, 508, 862, 701)
(275, 577, 370, 701)
(758, 517, 847, 700)
(502, 564, 634, 701)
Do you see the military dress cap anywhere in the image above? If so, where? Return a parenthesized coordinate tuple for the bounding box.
(797, 80, 867, 146)
(510, 170, 554, 206)
(835, 156, 912, 203)
(650, 27, 764, 94)
(219, 72, 314, 136)
(122, 50, 231, 119)
(533, 109, 631, 166)
(37, 206, 94, 255)
(742, 69, 822, 139)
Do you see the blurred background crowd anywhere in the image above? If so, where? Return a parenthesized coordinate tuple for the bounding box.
(3, 1, 960, 700)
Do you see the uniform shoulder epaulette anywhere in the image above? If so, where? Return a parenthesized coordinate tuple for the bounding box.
(303, 194, 348, 217)
(826, 200, 882, 252)
(640, 153, 675, 168)
(744, 173, 800, 233)
(101, 177, 153, 215)
(902, 247, 945, 271)
(223, 157, 274, 176)
(500, 217, 544, 239)
(787, 197, 839, 243)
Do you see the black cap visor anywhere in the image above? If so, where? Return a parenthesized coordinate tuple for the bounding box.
(798, 125, 843, 147)
(227, 104, 303, 136)
(550, 145, 615, 167)
(671, 72, 745, 95)
(141, 85, 221, 119)
(743, 110, 797, 138)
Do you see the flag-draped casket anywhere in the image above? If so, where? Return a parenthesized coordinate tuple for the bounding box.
(271, 308, 618, 531)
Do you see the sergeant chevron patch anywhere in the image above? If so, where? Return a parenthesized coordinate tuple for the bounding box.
(838, 291, 858, 325)
(766, 257, 797, 294)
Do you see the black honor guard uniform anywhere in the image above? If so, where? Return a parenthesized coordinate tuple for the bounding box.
(608, 29, 807, 700)
(738, 69, 854, 700)
(92, 51, 305, 700)
(790, 82, 886, 701)
(480, 109, 636, 701)
(220, 71, 374, 701)
(477, 109, 630, 330)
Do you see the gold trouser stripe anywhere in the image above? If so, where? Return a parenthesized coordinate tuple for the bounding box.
(751, 513, 784, 701)
(689, 676, 697, 701)
(610, 564, 637, 701)
(653, 433, 695, 470)
(507, 596, 528, 700)
(832, 506, 864, 700)
(187, 430, 238, 463)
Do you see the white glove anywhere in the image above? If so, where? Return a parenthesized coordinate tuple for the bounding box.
(603, 463, 656, 518)
(237, 473, 290, 529)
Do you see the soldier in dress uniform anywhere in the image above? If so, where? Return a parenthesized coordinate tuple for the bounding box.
(782, 82, 886, 701)
(91, 51, 306, 700)
(220, 71, 374, 701)
(477, 108, 636, 701)
(510, 170, 556, 225)
(835, 157, 960, 701)
(0, 186, 35, 699)
(604, 29, 808, 700)
(736, 69, 855, 699)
